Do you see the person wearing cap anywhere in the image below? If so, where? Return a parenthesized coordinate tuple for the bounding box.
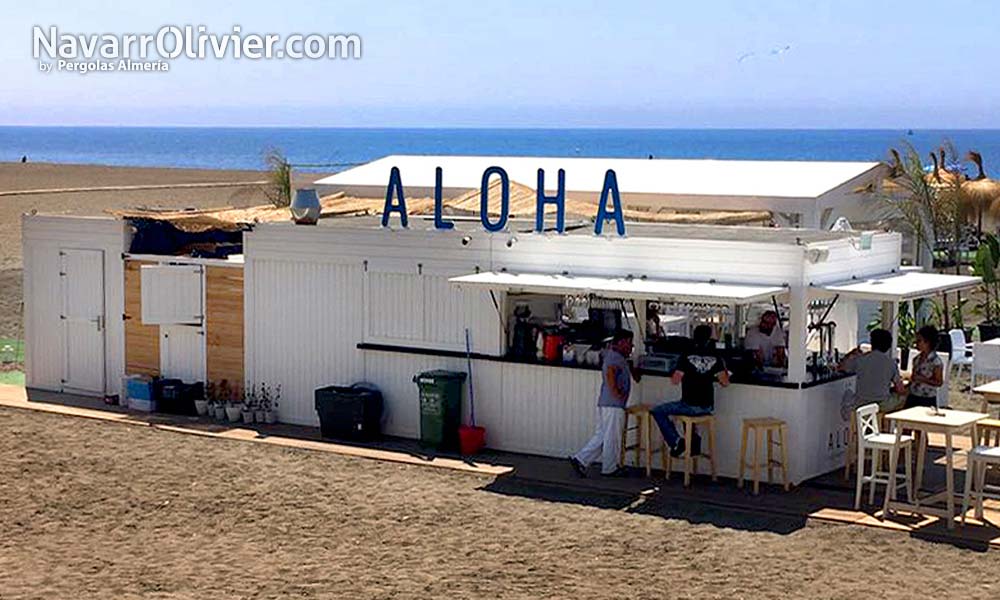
(569, 329, 640, 477)
(651, 325, 730, 457)
(745, 310, 786, 368)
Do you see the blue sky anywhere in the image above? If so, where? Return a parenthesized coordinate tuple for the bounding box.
(1, 0, 997, 128)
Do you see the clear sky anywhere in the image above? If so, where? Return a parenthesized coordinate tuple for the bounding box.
(1, 0, 997, 128)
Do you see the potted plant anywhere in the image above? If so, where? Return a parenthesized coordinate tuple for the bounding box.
(265, 384, 280, 424)
(213, 380, 230, 420)
(973, 235, 1000, 341)
(255, 382, 268, 423)
(195, 382, 211, 416)
(213, 401, 227, 420)
(241, 387, 255, 424)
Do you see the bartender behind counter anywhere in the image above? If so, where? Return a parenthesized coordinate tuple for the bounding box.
(745, 310, 786, 368)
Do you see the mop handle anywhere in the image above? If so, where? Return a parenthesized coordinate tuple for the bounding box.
(465, 328, 476, 427)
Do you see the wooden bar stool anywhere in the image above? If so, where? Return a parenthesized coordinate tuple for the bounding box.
(675, 414, 717, 487)
(739, 417, 790, 494)
(620, 404, 667, 477)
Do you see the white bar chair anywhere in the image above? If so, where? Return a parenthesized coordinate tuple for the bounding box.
(970, 342, 1000, 398)
(961, 443, 1000, 525)
(854, 403, 914, 512)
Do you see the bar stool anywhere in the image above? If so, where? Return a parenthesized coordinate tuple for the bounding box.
(853, 403, 914, 512)
(844, 408, 892, 480)
(675, 414, 717, 487)
(739, 417, 790, 494)
(619, 404, 667, 477)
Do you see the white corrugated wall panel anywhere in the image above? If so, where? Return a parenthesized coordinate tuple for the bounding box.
(365, 271, 423, 342)
(246, 259, 365, 427)
(498, 363, 603, 456)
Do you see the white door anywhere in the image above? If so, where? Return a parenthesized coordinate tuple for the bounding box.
(61, 249, 105, 394)
(161, 324, 206, 383)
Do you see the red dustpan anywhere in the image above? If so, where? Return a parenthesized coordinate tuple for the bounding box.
(459, 328, 486, 455)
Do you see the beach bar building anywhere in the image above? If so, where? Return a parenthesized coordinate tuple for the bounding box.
(20, 156, 980, 484)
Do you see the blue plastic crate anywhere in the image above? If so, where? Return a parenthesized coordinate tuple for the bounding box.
(124, 375, 153, 402)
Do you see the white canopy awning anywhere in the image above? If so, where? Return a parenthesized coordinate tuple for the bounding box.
(450, 272, 787, 305)
(815, 271, 981, 302)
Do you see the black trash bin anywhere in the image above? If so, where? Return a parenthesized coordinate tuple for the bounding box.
(414, 370, 466, 451)
(315, 383, 384, 441)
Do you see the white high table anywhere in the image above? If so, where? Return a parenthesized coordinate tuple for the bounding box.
(884, 406, 988, 529)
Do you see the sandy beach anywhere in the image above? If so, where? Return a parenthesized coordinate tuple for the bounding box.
(0, 405, 996, 600)
(0, 162, 322, 338)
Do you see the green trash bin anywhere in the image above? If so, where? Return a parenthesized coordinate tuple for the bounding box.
(414, 370, 467, 451)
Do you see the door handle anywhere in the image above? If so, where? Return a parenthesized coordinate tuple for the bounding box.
(92, 316, 104, 331)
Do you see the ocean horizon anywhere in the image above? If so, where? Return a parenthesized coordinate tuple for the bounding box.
(2, 126, 1000, 173)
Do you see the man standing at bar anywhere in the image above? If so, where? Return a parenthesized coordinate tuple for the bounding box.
(652, 325, 730, 457)
(569, 329, 639, 477)
(745, 310, 786, 368)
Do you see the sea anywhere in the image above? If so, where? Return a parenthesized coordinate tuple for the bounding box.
(2, 127, 1000, 173)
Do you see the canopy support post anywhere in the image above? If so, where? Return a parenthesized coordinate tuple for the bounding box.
(786, 285, 808, 384)
(880, 300, 899, 350)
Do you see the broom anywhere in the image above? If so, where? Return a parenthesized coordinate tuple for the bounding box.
(458, 328, 486, 455)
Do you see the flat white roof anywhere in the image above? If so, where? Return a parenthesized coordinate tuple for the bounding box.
(315, 155, 882, 199)
(817, 271, 981, 301)
(450, 272, 788, 305)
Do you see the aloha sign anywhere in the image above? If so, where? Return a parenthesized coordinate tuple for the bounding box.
(381, 166, 627, 236)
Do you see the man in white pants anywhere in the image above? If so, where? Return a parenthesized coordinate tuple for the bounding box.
(569, 329, 640, 477)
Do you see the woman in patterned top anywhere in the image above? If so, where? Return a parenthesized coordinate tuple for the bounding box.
(905, 325, 944, 408)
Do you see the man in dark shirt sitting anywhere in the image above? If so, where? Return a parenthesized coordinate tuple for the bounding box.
(651, 325, 730, 457)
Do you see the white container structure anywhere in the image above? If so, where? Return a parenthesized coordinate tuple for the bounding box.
(20, 155, 980, 486)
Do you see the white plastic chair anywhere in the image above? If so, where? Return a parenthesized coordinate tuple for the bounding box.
(961, 442, 1000, 524)
(970, 342, 1000, 396)
(854, 403, 914, 513)
(949, 328, 973, 379)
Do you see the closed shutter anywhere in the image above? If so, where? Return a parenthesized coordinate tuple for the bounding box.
(140, 265, 203, 325)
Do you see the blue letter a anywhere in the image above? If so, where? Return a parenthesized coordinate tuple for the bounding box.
(594, 169, 625, 236)
(382, 166, 408, 228)
(536, 168, 566, 233)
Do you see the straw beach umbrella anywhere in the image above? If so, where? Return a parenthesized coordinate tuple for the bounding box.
(926, 149, 962, 187)
(967, 151, 1000, 225)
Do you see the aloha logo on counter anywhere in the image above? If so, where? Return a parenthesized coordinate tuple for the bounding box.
(381, 166, 627, 237)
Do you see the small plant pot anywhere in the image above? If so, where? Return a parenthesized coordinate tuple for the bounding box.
(255, 410, 266, 423)
(214, 406, 227, 420)
(194, 399, 210, 416)
(225, 405, 242, 422)
(242, 410, 254, 424)
(265, 410, 278, 424)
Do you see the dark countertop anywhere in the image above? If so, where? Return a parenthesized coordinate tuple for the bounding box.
(356, 343, 855, 390)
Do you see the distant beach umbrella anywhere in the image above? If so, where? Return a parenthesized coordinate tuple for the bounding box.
(925, 149, 963, 187)
(964, 151, 1000, 222)
(881, 148, 905, 193)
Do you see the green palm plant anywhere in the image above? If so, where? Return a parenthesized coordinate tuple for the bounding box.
(264, 148, 292, 208)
